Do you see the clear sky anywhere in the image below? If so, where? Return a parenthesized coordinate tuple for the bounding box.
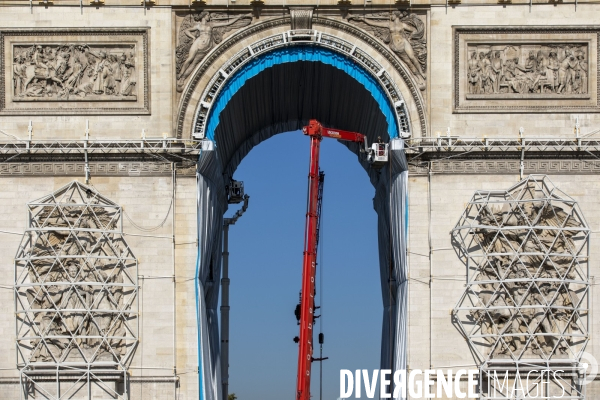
(222, 130, 383, 400)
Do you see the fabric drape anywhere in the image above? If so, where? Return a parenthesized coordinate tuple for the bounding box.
(196, 146, 227, 400)
(373, 139, 409, 399)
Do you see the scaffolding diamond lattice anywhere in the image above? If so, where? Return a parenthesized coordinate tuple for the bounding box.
(14, 181, 138, 400)
(451, 175, 590, 399)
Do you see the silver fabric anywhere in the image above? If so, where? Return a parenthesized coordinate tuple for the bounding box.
(196, 146, 226, 400)
(373, 140, 408, 399)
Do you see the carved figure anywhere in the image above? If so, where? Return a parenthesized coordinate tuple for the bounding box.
(468, 52, 481, 94)
(575, 51, 588, 94)
(176, 12, 252, 91)
(12, 55, 27, 97)
(479, 52, 494, 94)
(91, 52, 112, 95)
(348, 11, 427, 89)
(490, 51, 503, 93)
(120, 52, 137, 96)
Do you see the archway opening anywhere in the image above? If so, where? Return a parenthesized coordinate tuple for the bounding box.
(194, 44, 409, 400)
(224, 131, 382, 399)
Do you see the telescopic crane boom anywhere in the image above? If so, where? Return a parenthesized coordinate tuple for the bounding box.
(295, 120, 367, 400)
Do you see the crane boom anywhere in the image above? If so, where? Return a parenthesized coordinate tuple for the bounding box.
(296, 120, 366, 400)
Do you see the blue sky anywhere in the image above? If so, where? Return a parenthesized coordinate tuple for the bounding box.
(222, 130, 383, 399)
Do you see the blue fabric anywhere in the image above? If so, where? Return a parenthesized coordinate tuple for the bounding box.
(204, 46, 399, 140)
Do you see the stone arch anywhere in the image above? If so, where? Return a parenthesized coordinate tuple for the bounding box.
(176, 17, 428, 140)
(184, 20, 413, 400)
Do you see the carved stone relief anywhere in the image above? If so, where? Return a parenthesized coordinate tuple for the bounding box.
(0, 28, 149, 115)
(175, 12, 253, 92)
(15, 182, 138, 367)
(452, 176, 590, 363)
(454, 27, 600, 113)
(12, 44, 137, 101)
(467, 44, 589, 98)
(347, 11, 427, 90)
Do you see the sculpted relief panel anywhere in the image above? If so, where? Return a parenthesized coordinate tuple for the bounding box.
(12, 44, 137, 101)
(173, 10, 427, 95)
(454, 27, 600, 112)
(1, 28, 149, 115)
(467, 44, 589, 97)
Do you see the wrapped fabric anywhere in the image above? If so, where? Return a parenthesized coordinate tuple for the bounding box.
(196, 145, 226, 400)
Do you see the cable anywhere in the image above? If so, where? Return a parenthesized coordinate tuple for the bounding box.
(318, 175, 325, 400)
(88, 181, 174, 233)
(0, 129, 25, 142)
(123, 197, 173, 232)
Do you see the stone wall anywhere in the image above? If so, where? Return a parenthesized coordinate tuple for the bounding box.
(0, 172, 199, 399)
(407, 171, 600, 397)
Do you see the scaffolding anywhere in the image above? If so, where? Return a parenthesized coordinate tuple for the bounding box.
(0, 137, 204, 160)
(451, 175, 590, 399)
(404, 136, 600, 155)
(14, 181, 138, 400)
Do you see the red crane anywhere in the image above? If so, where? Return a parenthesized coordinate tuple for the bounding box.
(295, 120, 367, 400)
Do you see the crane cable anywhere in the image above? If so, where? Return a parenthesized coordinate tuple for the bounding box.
(318, 172, 325, 400)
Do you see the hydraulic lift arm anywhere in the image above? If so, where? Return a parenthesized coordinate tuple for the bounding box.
(295, 120, 366, 400)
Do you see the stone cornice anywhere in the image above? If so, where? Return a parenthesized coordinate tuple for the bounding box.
(0, 162, 196, 176)
(408, 159, 600, 175)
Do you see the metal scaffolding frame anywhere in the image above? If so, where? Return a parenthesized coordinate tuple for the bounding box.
(0, 134, 597, 160)
(451, 175, 590, 400)
(404, 136, 600, 155)
(14, 181, 138, 400)
(0, 137, 204, 161)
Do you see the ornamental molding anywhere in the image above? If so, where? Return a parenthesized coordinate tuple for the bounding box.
(453, 26, 600, 113)
(0, 162, 196, 176)
(0, 28, 150, 115)
(176, 15, 427, 138)
(408, 159, 600, 175)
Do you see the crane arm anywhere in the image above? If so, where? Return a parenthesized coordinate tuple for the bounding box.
(302, 119, 366, 144)
(296, 120, 366, 400)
